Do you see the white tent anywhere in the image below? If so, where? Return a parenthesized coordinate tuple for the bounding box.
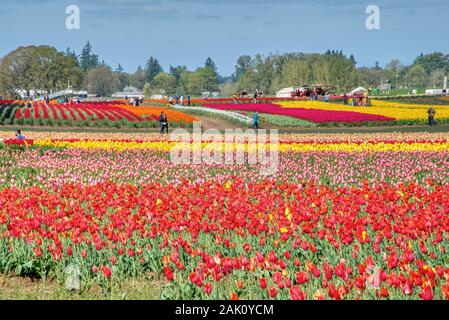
(348, 87, 367, 95)
(276, 87, 297, 98)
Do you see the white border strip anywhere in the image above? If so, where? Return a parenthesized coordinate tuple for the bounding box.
(174, 104, 253, 124)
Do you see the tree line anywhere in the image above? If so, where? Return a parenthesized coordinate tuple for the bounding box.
(1, 41, 448, 98)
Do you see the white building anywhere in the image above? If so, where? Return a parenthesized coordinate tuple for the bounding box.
(276, 87, 298, 98)
(112, 86, 144, 99)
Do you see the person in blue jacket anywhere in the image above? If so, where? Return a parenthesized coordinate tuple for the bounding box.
(15, 130, 26, 141)
(252, 111, 259, 129)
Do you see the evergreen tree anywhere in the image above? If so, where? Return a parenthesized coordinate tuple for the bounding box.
(145, 57, 163, 83)
(205, 57, 218, 76)
(79, 41, 99, 73)
(349, 54, 356, 66)
(115, 64, 130, 91)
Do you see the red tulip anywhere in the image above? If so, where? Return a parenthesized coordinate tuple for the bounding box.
(164, 266, 174, 281)
(419, 285, 433, 300)
(101, 265, 112, 279)
(402, 281, 413, 295)
(204, 283, 213, 295)
(34, 247, 42, 257)
(259, 278, 267, 289)
(268, 286, 277, 298)
(295, 271, 309, 284)
(290, 286, 305, 300)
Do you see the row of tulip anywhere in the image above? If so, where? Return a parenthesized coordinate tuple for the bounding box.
(4, 138, 449, 154)
(279, 100, 449, 124)
(116, 105, 198, 123)
(203, 103, 395, 123)
(1, 131, 448, 143)
(0, 101, 195, 128)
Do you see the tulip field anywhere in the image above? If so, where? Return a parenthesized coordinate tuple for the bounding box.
(204, 99, 449, 125)
(0, 100, 197, 128)
(1, 130, 449, 300)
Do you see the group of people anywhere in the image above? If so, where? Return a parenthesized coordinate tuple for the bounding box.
(56, 97, 81, 105)
(127, 97, 144, 106)
(168, 96, 191, 106)
(231, 90, 263, 104)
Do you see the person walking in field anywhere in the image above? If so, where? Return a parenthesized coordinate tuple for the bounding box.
(160, 111, 169, 134)
(252, 111, 259, 129)
(428, 107, 436, 126)
(233, 93, 238, 104)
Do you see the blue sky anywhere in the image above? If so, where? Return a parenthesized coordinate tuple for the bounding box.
(0, 0, 448, 75)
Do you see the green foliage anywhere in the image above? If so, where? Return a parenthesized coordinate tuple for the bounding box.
(145, 57, 163, 84)
(414, 52, 449, 74)
(235, 51, 356, 95)
(143, 82, 152, 97)
(0, 45, 82, 98)
(407, 65, 428, 88)
(80, 41, 99, 73)
(255, 113, 316, 127)
(84, 66, 118, 97)
(204, 57, 218, 78)
(115, 64, 130, 91)
(152, 73, 177, 95)
(180, 67, 219, 95)
(235, 55, 252, 80)
(129, 66, 146, 90)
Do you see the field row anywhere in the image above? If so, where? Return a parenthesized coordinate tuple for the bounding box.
(0, 101, 197, 128)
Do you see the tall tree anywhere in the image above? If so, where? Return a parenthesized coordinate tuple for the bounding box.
(152, 73, 177, 95)
(129, 66, 146, 89)
(145, 57, 163, 83)
(278, 59, 312, 88)
(374, 61, 381, 70)
(349, 54, 356, 66)
(205, 57, 218, 75)
(65, 47, 78, 65)
(235, 55, 252, 80)
(169, 65, 188, 81)
(115, 64, 130, 91)
(84, 66, 117, 96)
(414, 52, 449, 74)
(0, 45, 81, 98)
(0, 46, 35, 97)
(182, 67, 219, 95)
(430, 69, 446, 88)
(407, 65, 428, 88)
(79, 41, 99, 73)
